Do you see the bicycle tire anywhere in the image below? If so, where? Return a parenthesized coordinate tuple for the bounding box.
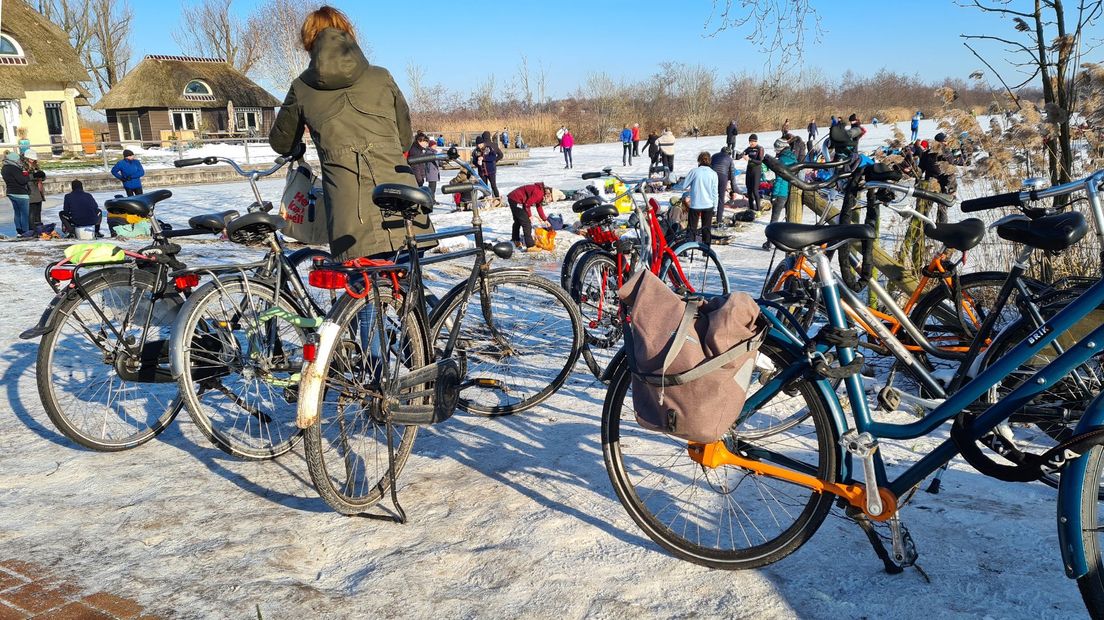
(571, 250, 625, 349)
(286, 247, 334, 317)
(658, 241, 730, 295)
(37, 267, 184, 451)
(1075, 445, 1104, 616)
(301, 288, 425, 514)
(430, 270, 583, 416)
(602, 338, 837, 569)
(978, 311, 1104, 493)
(171, 276, 308, 460)
(560, 239, 600, 292)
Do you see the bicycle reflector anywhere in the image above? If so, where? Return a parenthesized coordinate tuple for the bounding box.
(308, 269, 348, 289)
(302, 341, 317, 362)
(174, 273, 200, 291)
(49, 267, 75, 281)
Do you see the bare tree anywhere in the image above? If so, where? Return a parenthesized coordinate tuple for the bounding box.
(658, 62, 717, 133)
(173, 0, 262, 74)
(82, 0, 133, 95)
(249, 0, 312, 93)
(39, 0, 94, 61)
(961, 0, 1103, 189)
(516, 56, 533, 110)
(469, 74, 497, 117)
(705, 0, 822, 81)
(582, 72, 623, 141)
(536, 60, 548, 111)
(406, 62, 436, 114)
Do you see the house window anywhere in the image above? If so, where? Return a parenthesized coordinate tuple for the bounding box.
(0, 34, 23, 57)
(184, 80, 211, 96)
(234, 108, 261, 132)
(170, 109, 200, 132)
(117, 111, 141, 141)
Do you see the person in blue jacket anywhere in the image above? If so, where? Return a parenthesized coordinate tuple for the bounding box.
(763, 138, 798, 249)
(910, 112, 921, 142)
(111, 149, 145, 196)
(620, 125, 633, 166)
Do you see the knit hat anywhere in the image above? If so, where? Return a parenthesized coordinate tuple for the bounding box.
(748, 134, 758, 141)
(934, 132, 947, 143)
(3, 151, 18, 162)
(23, 149, 38, 161)
(122, 149, 135, 157)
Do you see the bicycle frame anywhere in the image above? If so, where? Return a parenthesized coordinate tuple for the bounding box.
(700, 243, 1104, 576)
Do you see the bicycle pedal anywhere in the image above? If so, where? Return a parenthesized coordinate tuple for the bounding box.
(463, 377, 508, 392)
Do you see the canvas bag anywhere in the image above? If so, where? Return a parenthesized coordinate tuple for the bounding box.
(618, 269, 767, 443)
(280, 160, 328, 244)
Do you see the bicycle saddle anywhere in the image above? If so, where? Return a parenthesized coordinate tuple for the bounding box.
(580, 204, 618, 226)
(922, 218, 985, 251)
(225, 211, 285, 244)
(105, 189, 173, 217)
(765, 222, 876, 252)
(572, 196, 603, 213)
(996, 210, 1088, 252)
(373, 183, 433, 217)
(188, 210, 240, 234)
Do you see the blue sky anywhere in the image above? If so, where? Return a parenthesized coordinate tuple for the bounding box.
(130, 0, 1103, 97)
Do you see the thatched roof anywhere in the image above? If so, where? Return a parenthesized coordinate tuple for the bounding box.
(95, 55, 280, 111)
(0, 0, 90, 99)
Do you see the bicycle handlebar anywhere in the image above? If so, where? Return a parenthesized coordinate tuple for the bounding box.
(172, 155, 288, 179)
(442, 183, 473, 194)
(762, 155, 835, 191)
(961, 191, 1023, 213)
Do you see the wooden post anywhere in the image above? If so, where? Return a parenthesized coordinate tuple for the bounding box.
(802, 190, 920, 296)
(897, 178, 937, 281)
(787, 186, 803, 223)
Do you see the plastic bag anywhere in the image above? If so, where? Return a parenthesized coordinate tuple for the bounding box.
(534, 227, 556, 251)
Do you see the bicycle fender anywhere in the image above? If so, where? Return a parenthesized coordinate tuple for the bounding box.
(1057, 389, 1104, 580)
(19, 286, 77, 339)
(296, 320, 342, 429)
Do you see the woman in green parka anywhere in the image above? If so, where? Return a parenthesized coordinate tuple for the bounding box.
(268, 5, 434, 260)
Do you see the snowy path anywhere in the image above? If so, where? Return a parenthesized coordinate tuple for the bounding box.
(0, 120, 1090, 618)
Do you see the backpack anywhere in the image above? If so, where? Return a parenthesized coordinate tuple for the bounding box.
(618, 269, 767, 443)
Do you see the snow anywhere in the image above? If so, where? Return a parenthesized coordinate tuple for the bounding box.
(0, 119, 1091, 618)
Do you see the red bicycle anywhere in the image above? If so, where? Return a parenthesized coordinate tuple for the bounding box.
(568, 168, 730, 379)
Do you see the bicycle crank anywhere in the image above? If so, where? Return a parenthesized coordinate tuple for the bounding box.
(385, 358, 461, 425)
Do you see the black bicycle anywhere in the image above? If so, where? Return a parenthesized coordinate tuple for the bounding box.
(297, 148, 585, 516)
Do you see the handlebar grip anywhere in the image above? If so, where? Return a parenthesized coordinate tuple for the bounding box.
(442, 183, 474, 194)
(174, 158, 205, 168)
(407, 154, 438, 164)
(912, 187, 955, 208)
(961, 191, 1023, 213)
(581, 172, 604, 180)
(762, 155, 815, 192)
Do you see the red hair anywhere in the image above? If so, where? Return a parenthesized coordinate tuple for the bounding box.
(301, 5, 356, 52)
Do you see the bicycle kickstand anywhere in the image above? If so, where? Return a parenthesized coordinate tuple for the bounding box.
(353, 417, 407, 524)
(926, 463, 949, 494)
(845, 505, 903, 575)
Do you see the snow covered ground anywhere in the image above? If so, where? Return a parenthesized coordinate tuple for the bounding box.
(0, 119, 1091, 618)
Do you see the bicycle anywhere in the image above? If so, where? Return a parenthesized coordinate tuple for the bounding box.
(600, 168, 1104, 618)
(168, 152, 332, 460)
(19, 189, 224, 451)
(296, 148, 585, 516)
(762, 156, 1103, 491)
(569, 168, 731, 380)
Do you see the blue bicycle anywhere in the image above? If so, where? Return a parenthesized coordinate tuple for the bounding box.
(601, 165, 1104, 616)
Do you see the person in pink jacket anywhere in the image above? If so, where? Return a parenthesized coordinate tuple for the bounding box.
(561, 129, 575, 168)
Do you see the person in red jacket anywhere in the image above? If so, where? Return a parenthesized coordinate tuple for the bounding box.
(631, 123, 640, 156)
(507, 182, 552, 250)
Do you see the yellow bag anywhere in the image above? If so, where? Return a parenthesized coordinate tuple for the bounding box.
(605, 179, 633, 213)
(534, 227, 556, 251)
(64, 242, 125, 265)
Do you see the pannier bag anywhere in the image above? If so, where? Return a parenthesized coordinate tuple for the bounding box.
(281, 159, 329, 244)
(618, 269, 767, 443)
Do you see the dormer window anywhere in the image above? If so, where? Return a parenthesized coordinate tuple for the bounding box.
(183, 79, 215, 101)
(0, 34, 24, 57)
(184, 80, 211, 95)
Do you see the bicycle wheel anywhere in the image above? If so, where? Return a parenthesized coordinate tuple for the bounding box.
(1074, 445, 1104, 616)
(302, 288, 426, 514)
(571, 250, 625, 349)
(286, 246, 335, 317)
(978, 311, 1104, 491)
(762, 255, 820, 333)
(37, 267, 184, 451)
(431, 270, 583, 416)
(560, 239, 599, 292)
(171, 276, 308, 460)
(659, 241, 730, 295)
(602, 338, 837, 569)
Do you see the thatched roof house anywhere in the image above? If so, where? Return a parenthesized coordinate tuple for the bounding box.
(96, 55, 280, 144)
(0, 0, 90, 149)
